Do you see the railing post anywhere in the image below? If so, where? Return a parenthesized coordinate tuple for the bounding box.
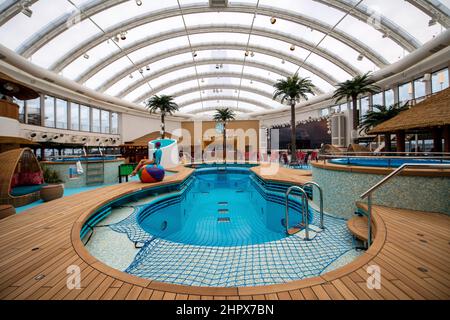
(367, 194, 372, 248)
(303, 197, 310, 240)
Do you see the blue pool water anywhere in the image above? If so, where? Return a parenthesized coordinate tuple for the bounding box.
(330, 157, 450, 168)
(87, 166, 358, 287)
(139, 168, 294, 246)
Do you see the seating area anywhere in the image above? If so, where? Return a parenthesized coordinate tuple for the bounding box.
(0, 148, 46, 207)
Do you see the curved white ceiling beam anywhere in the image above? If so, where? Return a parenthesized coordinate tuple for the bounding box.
(405, 0, 450, 28)
(98, 44, 339, 94)
(171, 84, 277, 101)
(73, 25, 360, 82)
(115, 57, 327, 99)
(132, 72, 288, 104)
(313, 0, 421, 51)
(34, 3, 389, 70)
(178, 95, 274, 111)
(185, 105, 255, 115)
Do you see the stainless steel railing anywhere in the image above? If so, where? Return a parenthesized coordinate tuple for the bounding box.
(285, 186, 310, 240)
(360, 163, 450, 247)
(303, 181, 324, 229)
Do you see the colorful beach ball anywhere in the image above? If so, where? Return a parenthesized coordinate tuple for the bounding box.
(138, 165, 165, 183)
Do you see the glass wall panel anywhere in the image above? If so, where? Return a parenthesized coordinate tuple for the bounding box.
(432, 68, 449, 93)
(44, 95, 55, 127)
(360, 96, 370, 119)
(111, 112, 119, 134)
(372, 92, 383, 107)
(414, 77, 426, 99)
(80, 105, 90, 132)
(27, 97, 41, 125)
(384, 89, 394, 107)
(101, 110, 110, 133)
(55, 98, 68, 129)
(92, 108, 100, 133)
(339, 103, 348, 112)
(16, 100, 25, 123)
(320, 108, 329, 117)
(71, 103, 80, 131)
(398, 82, 413, 103)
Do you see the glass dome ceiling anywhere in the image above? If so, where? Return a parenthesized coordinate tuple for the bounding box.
(0, 0, 448, 116)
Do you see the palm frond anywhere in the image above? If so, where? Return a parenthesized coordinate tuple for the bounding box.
(333, 72, 380, 103)
(213, 107, 236, 122)
(273, 73, 316, 105)
(144, 95, 179, 115)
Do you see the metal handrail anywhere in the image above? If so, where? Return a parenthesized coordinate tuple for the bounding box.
(303, 181, 324, 229)
(285, 186, 310, 240)
(360, 163, 450, 247)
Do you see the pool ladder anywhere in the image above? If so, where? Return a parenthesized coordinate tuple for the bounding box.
(285, 182, 324, 240)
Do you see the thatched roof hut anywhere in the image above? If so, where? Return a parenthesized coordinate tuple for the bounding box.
(371, 88, 450, 134)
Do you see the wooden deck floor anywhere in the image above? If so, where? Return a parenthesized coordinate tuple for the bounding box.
(0, 166, 449, 300)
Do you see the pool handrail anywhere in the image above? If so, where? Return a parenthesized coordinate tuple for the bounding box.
(285, 185, 310, 240)
(303, 181, 324, 229)
(360, 163, 450, 247)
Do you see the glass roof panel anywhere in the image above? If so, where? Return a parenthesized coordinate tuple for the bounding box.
(122, 84, 153, 103)
(90, 0, 179, 30)
(183, 12, 254, 27)
(363, 0, 446, 43)
(30, 18, 101, 68)
(0, 0, 76, 51)
(127, 36, 190, 62)
(85, 56, 133, 89)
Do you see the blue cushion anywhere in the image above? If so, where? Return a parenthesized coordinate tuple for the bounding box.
(11, 184, 47, 196)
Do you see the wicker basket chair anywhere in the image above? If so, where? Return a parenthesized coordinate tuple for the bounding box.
(0, 148, 44, 207)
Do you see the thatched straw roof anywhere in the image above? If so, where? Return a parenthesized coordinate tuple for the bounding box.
(122, 131, 178, 147)
(371, 88, 450, 134)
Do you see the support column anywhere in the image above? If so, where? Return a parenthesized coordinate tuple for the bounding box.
(396, 131, 406, 152)
(443, 125, 450, 152)
(432, 127, 443, 152)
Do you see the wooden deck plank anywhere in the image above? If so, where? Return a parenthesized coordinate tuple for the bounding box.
(0, 165, 448, 300)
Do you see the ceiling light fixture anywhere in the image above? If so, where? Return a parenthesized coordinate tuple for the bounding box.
(270, 17, 276, 24)
(135, 0, 143, 6)
(245, 50, 249, 57)
(139, 68, 144, 74)
(357, 53, 364, 61)
(146, 65, 150, 71)
(83, 53, 89, 59)
(129, 74, 133, 79)
(192, 51, 197, 58)
(290, 44, 295, 51)
(428, 18, 437, 27)
(250, 51, 255, 57)
(281, 59, 285, 64)
(120, 31, 127, 41)
(21, 2, 32, 17)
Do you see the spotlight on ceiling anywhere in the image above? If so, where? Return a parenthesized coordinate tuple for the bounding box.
(129, 74, 133, 79)
(428, 18, 437, 26)
(192, 51, 197, 58)
(83, 53, 89, 59)
(270, 17, 276, 24)
(135, 0, 143, 6)
(139, 68, 144, 74)
(281, 59, 285, 64)
(114, 35, 120, 42)
(357, 53, 364, 61)
(21, 2, 32, 17)
(244, 50, 249, 57)
(120, 31, 127, 41)
(146, 65, 150, 71)
(250, 51, 255, 57)
(290, 44, 295, 51)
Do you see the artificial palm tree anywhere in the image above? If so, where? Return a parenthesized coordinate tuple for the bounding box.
(145, 95, 179, 139)
(273, 73, 316, 163)
(333, 72, 380, 140)
(213, 107, 236, 161)
(359, 102, 409, 151)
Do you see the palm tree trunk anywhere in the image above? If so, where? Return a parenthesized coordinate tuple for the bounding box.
(223, 123, 226, 162)
(161, 113, 165, 139)
(351, 95, 359, 143)
(290, 100, 297, 163)
(352, 96, 358, 131)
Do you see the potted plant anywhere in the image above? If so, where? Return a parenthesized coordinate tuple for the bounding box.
(40, 167, 64, 202)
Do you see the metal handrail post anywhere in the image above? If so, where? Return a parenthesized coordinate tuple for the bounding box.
(303, 181, 324, 229)
(285, 186, 310, 240)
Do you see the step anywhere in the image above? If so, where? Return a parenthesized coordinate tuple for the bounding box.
(294, 229, 317, 240)
(347, 216, 369, 241)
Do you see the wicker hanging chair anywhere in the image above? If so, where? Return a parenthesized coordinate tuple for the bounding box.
(0, 148, 45, 207)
